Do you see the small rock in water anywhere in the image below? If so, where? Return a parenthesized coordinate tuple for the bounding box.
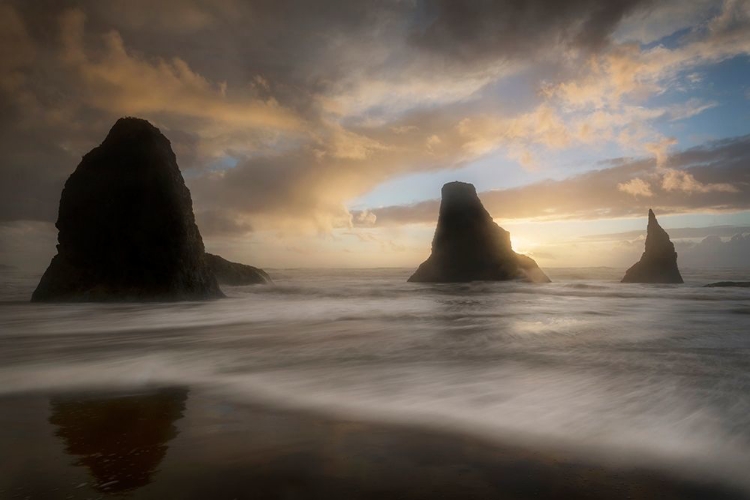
(704, 281, 750, 288)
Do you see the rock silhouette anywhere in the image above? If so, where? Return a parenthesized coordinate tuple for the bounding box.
(31, 117, 223, 301)
(408, 182, 550, 283)
(705, 281, 750, 288)
(621, 209, 683, 284)
(205, 253, 272, 285)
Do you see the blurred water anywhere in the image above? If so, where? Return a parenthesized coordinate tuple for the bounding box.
(1, 267, 750, 485)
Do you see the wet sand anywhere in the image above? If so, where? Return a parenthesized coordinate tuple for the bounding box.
(0, 386, 747, 500)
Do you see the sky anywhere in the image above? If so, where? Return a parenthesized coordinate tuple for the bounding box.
(0, 0, 749, 270)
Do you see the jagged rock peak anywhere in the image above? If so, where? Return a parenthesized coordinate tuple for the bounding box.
(621, 209, 683, 284)
(31, 117, 223, 301)
(408, 181, 550, 283)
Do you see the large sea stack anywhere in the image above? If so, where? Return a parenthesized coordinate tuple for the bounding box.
(621, 209, 683, 284)
(408, 182, 550, 283)
(32, 117, 223, 301)
(205, 253, 272, 285)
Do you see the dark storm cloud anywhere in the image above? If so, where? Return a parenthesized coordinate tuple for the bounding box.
(361, 134, 750, 226)
(8, 0, 407, 117)
(410, 0, 653, 63)
(0, 0, 415, 230)
(0, 0, 746, 245)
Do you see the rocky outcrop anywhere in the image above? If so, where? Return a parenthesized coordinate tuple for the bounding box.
(621, 209, 683, 284)
(205, 253, 272, 285)
(32, 117, 223, 301)
(704, 281, 750, 288)
(408, 182, 550, 283)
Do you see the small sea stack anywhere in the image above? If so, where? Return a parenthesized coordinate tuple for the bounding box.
(704, 282, 750, 288)
(32, 117, 223, 302)
(621, 209, 683, 284)
(408, 181, 550, 283)
(205, 253, 272, 285)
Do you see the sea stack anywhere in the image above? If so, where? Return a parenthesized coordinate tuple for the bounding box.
(408, 182, 550, 283)
(621, 209, 683, 284)
(32, 117, 223, 301)
(205, 253, 272, 286)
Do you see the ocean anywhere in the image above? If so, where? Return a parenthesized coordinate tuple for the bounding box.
(1, 267, 750, 497)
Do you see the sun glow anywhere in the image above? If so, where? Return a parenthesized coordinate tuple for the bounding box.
(509, 236, 535, 256)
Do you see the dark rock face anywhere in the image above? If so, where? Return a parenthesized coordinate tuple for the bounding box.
(621, 209, 683, 284)
(205, 253, 272, 285)
(408, 182, 550, 283)
(705, 281, 750, 288)
(32, 117, 223, 301)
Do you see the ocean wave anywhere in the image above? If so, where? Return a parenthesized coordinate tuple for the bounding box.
(2, 267, 750, 490)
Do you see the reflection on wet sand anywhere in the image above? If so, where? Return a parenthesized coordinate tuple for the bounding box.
(49, 387, 188, 494)
(0, 386, 739, 499)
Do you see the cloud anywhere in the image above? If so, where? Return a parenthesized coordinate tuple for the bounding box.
(613, 0, 718, 44)
(580, 224, 750, 241)
(661, 168, 739, 194)
(59, 8, 302, 141)
(0, 3, 35, 93)
(359, 134, 750, 225)
(618, 178, 654, 197)
(645, 137, 677, 167)
(549, 1, 750, 111)
(194, 209, 254, 237)
(409, 0, 652, 64)
(428, 0, 748, 173)
(681, 233, 750, 268)
(1, 0, 749, 272)
(666, 97, 719, 121)
(356, 210, 377, 225)
(100, 0, 225, 34)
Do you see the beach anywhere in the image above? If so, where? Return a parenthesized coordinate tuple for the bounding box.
(1, 385, 747, 500)
(1, 267, 750, 498)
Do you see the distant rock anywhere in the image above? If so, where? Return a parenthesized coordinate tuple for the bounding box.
(32, 117, 223, 302)
(408, 181, 550, 283)
(704, 281, 750, 288)
(205, 253, 272, 285)
(621, 209, 683, 284)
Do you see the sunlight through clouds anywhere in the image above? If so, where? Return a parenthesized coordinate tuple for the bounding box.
(0, 0, 749, 269)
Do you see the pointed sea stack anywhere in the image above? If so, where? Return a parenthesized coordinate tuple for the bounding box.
(205, 253, 272, 286)
(408, 182, 550, 283)
(32, 117, 223, 301)
(621, 209, 683, 284)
